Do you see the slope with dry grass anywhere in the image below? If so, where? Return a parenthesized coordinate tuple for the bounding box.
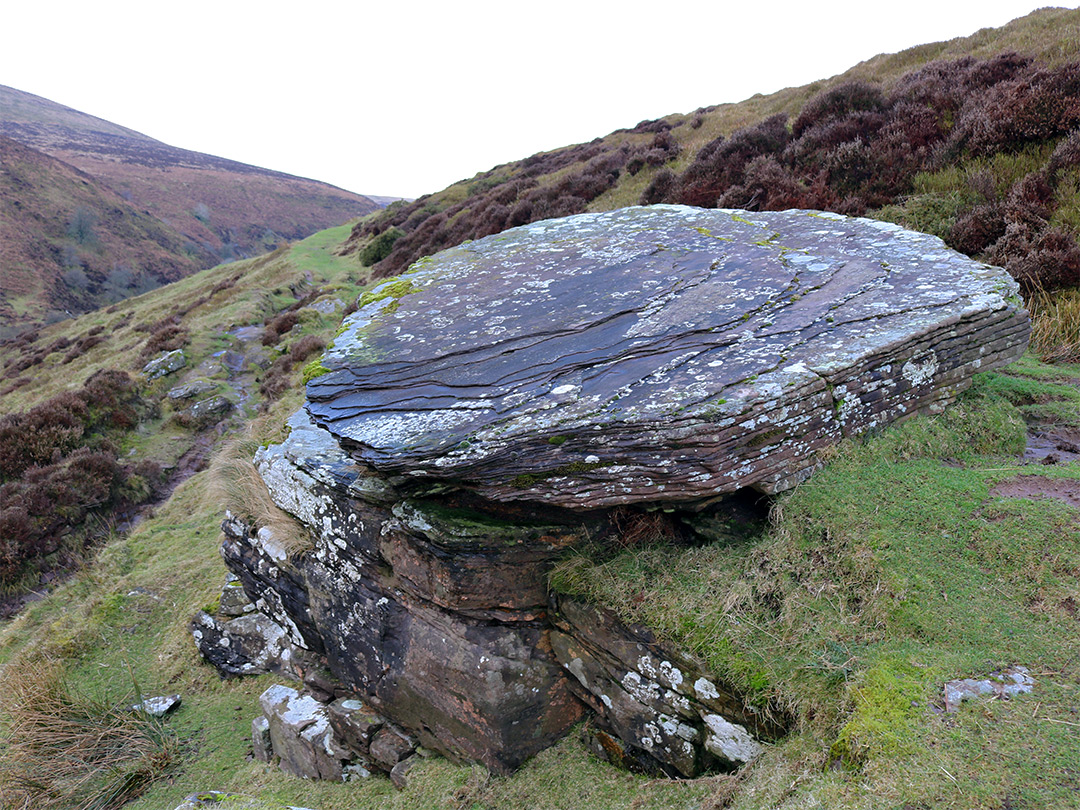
(346, 8, 1080, 363)
(0, 84, 381, 335)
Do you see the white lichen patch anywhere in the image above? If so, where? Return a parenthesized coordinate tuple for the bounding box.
(702, 713, 763, 764)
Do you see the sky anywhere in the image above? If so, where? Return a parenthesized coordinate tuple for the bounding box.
(2, 1, 1075, 200)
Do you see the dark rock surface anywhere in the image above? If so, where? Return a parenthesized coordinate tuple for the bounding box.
(219, 478, 587, 775)
(551, 595, 788, 777)
(308, 206, 1028, 508)
(197, 206, 1030, 780)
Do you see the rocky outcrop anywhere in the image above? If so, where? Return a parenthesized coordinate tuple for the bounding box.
(308, 206, 1028, 508)
(197, 207, 1029, 779)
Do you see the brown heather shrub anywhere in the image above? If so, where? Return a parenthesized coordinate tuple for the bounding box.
(986, 223, 1080, 293)
(676, 114, 790, 208)
(0, 393, 88, 478)
(259, 335, 326, 401)
(288, 334, 326, 364)
(784, 111, 889, 167)
(718, 156, 810, 211)
(950, 203, 1009, 253)
(954, 63, 1080, 155)
(791, 81, 887, 139)
(139, 321, 188, 361)
(262, 311, 299, 346)
(63, 334, 106, 364)
(639, 168, 677, 205)
(1048, 128, 1080, 179)
(0, 370, 151, 582)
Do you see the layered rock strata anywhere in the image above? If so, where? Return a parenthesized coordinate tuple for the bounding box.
(308, 206, 1029, 507)
(198, 206, 1029, 778)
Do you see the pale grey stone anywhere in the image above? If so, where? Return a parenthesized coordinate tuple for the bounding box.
(143, 349, 186, 379)
(132, 694, 181, 717)
(944, 665, 1035, 712)
(167, 379, 217, 400)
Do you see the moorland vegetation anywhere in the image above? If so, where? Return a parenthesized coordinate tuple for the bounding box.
(0, 8, 1079, 810)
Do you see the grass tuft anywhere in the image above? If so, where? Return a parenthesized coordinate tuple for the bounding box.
(0, 655, 178, 810)
(207, 424, 311, 556)
(1029, 287, 1080, 363)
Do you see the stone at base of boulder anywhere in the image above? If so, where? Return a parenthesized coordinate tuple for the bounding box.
(220, 578, 257, 617)
(582, 726, 669, 777)
(390, 755, 419, 790)
(191, 610, 301, 678)
(551, 594, 787, 776)
(370, 727, 416, 771)
(255, 683, 418, 782)
(327, 697, 384, 756)
(252, 716, 272, 763)
(259, 684, 349, 780)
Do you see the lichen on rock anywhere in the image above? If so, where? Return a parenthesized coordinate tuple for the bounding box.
(307, 205, 1029, 508)
(196, 206, 1030, 781)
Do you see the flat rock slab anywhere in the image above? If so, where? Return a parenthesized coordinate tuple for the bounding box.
(308, 206, 1027, 508)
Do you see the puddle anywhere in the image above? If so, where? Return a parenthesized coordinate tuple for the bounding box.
(1023, 426, 1080, 465)
(991, 475, 1080, 509)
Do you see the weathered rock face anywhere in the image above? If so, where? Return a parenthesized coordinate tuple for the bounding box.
(214, 411, 590, 774)
(551, 595, 788, 777)
(308, 206, 1028, 508)
(200, 206, 1030, 780)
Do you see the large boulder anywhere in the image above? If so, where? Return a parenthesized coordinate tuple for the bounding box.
(307, 206, 1028, 508)
(199, 206, 1029, 778)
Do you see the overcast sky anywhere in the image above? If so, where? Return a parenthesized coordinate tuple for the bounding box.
(3, 1, 1074, 199)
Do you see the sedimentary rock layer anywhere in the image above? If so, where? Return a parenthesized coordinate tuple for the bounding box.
(307, 206, 1029, 508)
(201, 206, 1031, 779)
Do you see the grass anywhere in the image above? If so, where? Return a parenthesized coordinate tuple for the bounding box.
(0, 655, 179, 810)
(207, 415, 311, 556)
(550, 357, 1080, 809)
(1029, 288, 1080, 364)
(2, 347, 1077, 810)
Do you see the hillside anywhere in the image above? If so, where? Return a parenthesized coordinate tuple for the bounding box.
(346, 7, 1080, 342)
(0, 84, 382, 333)
(0, 136, 206, 335)
(0, 7, 1079, 810)
(0, 225, 1077, 810)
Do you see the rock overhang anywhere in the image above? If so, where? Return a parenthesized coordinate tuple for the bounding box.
(305, 205, 1029, 509)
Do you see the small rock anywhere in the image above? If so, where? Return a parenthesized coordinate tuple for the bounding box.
(369, 726, 416, 771)
(252, 715, 272, 762)
(342, 761, 374, 781)
(944, 666, 1035, 712)
(390, 754, 418, 789)
(190, 610, 297, 678)
(219, 580, 256, 617)
(327, 697, 384, 756)
(304, 298, 344, 316)
(190, 395, 233, 422)
(301, 666, 338, 703)
(260, 684, 349, 780)
(143, 349, 186, 379)
(132, 694, 181, 717)
(167, 379, 217, 400)
(172, 792, 320, 810)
